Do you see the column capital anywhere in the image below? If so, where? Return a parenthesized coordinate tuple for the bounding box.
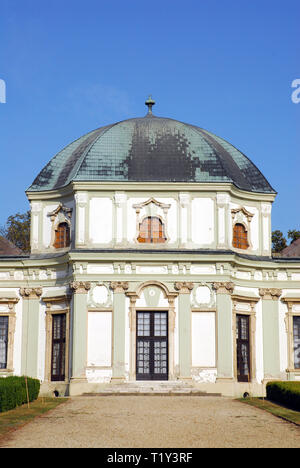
(259, 288, 282, 300)
(174, 282, 194, 294)
(213, 282, 234, 295)
(70, 281, 91, 294)
(20, 287, 43, 299)
(110, 281, 129, 293)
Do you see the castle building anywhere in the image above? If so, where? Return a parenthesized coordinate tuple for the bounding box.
(0, 98, 299, 396)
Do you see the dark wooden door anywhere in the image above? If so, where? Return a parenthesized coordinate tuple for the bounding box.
(136, 311, 168, 380)
(236, 314, 250, 382)
(51, 314, 66, 381)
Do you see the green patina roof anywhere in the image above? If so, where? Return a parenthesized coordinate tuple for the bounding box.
(28, 113, 276, 194)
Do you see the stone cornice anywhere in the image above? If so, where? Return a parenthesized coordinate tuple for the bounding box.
(26, 181, 276, 202)
(174, 282, 194, 294)
(19, 287, 43, 299)
(70, 281, 91, 294)
(212, 282, 235, 295)
(110, 282, 129, 293)
(259, 288, 282, 300)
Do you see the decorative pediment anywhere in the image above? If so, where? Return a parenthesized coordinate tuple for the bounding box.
(133, 198, 171, 214)
(231, 206, 254, 225)
(132, 198, 171, 244)
(47, 203, 72, 223)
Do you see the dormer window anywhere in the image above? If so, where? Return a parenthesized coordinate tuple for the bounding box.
(138, 217, 167, 244)
(54, 223, 70, 249)
(48, 203, 72, 250)
(232, 223, 249, 250)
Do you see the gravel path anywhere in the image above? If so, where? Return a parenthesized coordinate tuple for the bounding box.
(1, 396, 300, 448)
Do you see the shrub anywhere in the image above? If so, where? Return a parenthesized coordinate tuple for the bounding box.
(266, 381, 300, 412)
(0, 376, 40, 413)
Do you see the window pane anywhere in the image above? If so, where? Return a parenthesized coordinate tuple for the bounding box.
(137, 217, 166, 244)
(0, 317, 8, 369)
(233, 223, 248, 250)
(293, 317, 300, 369)
(54, 223, 70, 249)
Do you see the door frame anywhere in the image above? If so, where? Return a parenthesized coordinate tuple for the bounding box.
(127, 282, 178, 381)
(232, 295, 258, 383)
(136, 310, 169, 381)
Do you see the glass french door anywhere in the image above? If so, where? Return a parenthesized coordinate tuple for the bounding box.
(236, 314, 251, 382)
(293, 316, 300, 369)
(0, 316, 8, 369)
(51, 314, 66, 381)
(136, 311, 168, 380)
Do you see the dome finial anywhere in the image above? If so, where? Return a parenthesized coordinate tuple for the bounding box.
(145, 95, 155, 115)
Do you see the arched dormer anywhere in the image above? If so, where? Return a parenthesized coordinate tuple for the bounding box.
(48, 203, 72, 250)
(232, 223, 249, 250)
(137, 216, 167, 244)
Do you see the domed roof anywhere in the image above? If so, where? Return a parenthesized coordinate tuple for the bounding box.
(28, 100, 275, 194)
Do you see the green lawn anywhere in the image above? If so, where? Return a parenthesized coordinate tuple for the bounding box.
(240, 397, 300, 426)
(0, 397, 67, 442)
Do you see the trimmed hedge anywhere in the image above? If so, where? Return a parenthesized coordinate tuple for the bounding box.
(266, 381, 300, 412)
(0, 376, 40, 413)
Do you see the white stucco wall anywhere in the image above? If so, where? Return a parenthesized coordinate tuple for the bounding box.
(87, 311, 112, 367)
(192, 312, 216, 367)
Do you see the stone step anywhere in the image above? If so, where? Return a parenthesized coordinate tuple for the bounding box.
(82, 380, 222, 397)
(83, 391, 222, 397)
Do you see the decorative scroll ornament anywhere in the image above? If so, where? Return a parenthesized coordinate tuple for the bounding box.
(70, 281, 91, 294)
(259, 288, 282, 300)
(174, 282, 194, 294)
(110, 282, 129, 293)
(231, 207, 254, 225)
(47, 203, 72, 222)
(20, 287, 43, 299)
(212, 282, 235, 295)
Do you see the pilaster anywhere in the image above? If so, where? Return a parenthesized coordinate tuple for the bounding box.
(20, 287, 43, 378)
(213, 282, 234, 382)
(174, 282, 194, 379)
(216, 193, 230, 249)
(75, 192, 88, 247)
(259, 288, 282, 381)
(110, 281, 129, 382)
(70, 281, 91, 384)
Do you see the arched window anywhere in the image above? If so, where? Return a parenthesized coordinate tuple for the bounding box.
(232, 223, 248, 250)
(138, 217, 167, 244)
(54, 223, 70, 249)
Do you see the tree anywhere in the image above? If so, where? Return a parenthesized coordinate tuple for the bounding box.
(0, 211, 31, 253)
(287, 229, 300, 244)
(272, 230, 287, 253)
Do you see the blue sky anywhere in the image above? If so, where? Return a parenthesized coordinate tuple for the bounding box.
(0, 0, 299, 237)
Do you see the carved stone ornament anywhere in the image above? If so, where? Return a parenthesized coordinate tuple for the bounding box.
(70, 281, 91, 294)
(231, 206, 254, 224)
(133, 197, 171, 214)
(19, 287, 43, 299)
(174, 282, 194, 294)
(259, 288, 282, 300)
(47, 203, 72, 223)
(110, 282, 129, 293)
(212, 282, 235, 295)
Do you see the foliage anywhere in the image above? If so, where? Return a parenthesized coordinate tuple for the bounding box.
(0, 211, 31, 253)
(272, 229, 300, 253)
(266, 381, 300, 412)
(0, 376, 40, 413)
(271, 230, 287, 253)
(287, 230, 300, 244)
